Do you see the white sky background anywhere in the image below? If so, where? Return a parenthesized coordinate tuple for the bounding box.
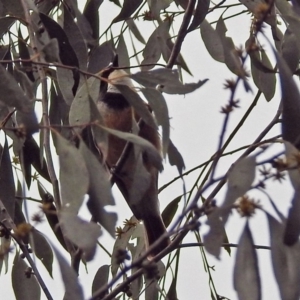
(0, 0, 292, 299)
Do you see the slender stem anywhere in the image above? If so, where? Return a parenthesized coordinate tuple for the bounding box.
(166, 0, 196, 69)
(0, 200, 53, 300)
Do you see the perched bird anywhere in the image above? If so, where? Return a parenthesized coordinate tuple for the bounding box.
(97, 57, 169, 255)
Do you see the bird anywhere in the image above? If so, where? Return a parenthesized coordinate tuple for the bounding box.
(97, 56, 170, 256)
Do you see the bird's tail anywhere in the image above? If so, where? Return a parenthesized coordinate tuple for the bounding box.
(143, 214, 170, 256)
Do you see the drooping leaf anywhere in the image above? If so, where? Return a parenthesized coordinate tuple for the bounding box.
(52, 245, 84, 300)
(37, 182, 67, 251)
(141, 20, 170, 70)
(20, 136, 51, 188)
(0, 138, 15, 218)
(141, 88, 170, 156)
(91, 265, 109, 298)
(63, 5, 88, 71)
(0, 64, 38, 135)
(204, 209, 226, 258)
(60, 212, 101, 261)
(18, 28, 34, 82)
(233, 223, 261, 300)
(166, 276, 178, 300)
(281, 27, 300, 73)
(276, 48, 300, 149)
(87, 41, 115, 74)
(188, 0, 210, 32)
(267, 213, 300, 300)
(79, 139, 117, 237)
(117, 34, 130, 68)
(12, 252, 41, 300)
(167, 139, 185, 174)
(221, 156, 256, 222)
(200, 19, 224, 63)
(100, 125, 163, 171)
(205, 156, 256, 258)
(131, 68, 208, 94)
(126, 19, 145, 44)
(246, 36, 276, 101)
(112, 0, 143, 23)
(40, 38, 60, 63)
(69, 77, 99, 131)
(216, 16, 250, 90)
(0, 236, 10, 275)
(114, 84, 158, 130)
(39, 13, 80, 98)
(283, 142, 300, 245)
(89, 97, 108, 159)
(30, 229, 53, 278)
(83, 0, 103, 41)
(53, 132, 89, 213)
(161, 195, 181, 228)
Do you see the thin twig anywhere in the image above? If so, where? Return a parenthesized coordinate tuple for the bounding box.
(0, 199, 53, 300)
(166, 0, 196, 69)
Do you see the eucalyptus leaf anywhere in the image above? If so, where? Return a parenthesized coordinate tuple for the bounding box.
(53, 132, 89, 213)
(233, 223, 261, 300)
(52, 245, 84, 300)
(60, 212, 101, 261)
(12, 252, 41, 300)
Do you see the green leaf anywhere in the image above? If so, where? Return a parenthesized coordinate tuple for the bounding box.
(131, 68, 208, 94)
(112, 83, 158, 130)
(83, 0, 103, 41)
(12, 252, 41, 300)
(31, 229, 53, 278)
(249, 46, 276, 101)
(39, 13, 80, 99)
(233, 222, 261, 300)
(52, 245, 84, 300)
(69, 77, 100, 130)
(53, 132, 89, 213)
(141, 20, 170, 70)
(87, 40, 115, 74)
(161, 195, 181, 228)
(63, 5, 88, 71)
(100, 124, 163, 171)
(79, 139, 117, 237)
(0, 65, 38, 134)
(200, 19, 224, 63)
(141, 88, 170, 157)
(276, 48, 300, 148)
(188, 0, 210, 32)
(0, 236, 11, 274)
(282, 27, 300, 73)
(20, 136, 51, 188)
(166, 276, 178, 300)
(37, 183, 67, 251)
(60, 212, 101, 261)
(167, 139, 185, 174)
(267, 213, 300, 300)
(92, 265, 109, 297)
(112, 0, 143, 23)
(117, 34, 130, 68)
(0, 138, 15, 218)
(126, 19, 145, 44)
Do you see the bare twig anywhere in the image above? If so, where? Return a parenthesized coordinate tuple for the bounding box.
(166, 0, 197, 69)
(0, 199, 53, 300)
